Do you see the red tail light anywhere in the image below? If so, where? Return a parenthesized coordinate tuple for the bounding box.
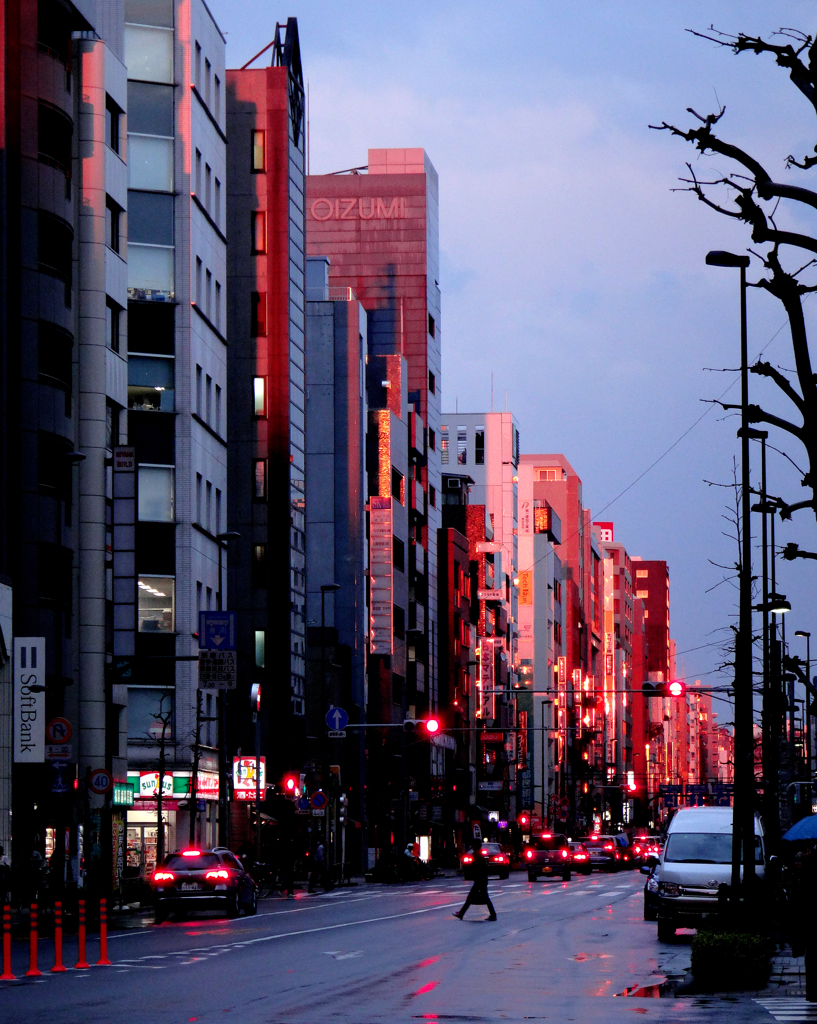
(561, 849, 569, 858)
(492, 855, 505, 862)
(525, 849, 533, 860)
(153, 870, 174, 882)
(634, 846, 641, 854)
(462, 855, 473, 864)
(575, 854, 586, 860)
(182, 850, 202, 857)
(603, 843, 614, 851)
(205, 869, 230, 880)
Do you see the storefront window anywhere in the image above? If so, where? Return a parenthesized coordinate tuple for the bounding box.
(138, 574, 174, 632)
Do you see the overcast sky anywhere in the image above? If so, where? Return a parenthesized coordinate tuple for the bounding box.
(210, 0, 817, 725)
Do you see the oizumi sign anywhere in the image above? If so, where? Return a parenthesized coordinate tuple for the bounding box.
(13, 637, 45, 762)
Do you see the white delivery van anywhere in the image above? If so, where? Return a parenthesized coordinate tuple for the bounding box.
(653, 806, 766, 942)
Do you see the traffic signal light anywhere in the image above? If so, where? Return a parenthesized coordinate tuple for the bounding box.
(339, 794, 348, 824)
(282, 772, 300, 798)
(517, 813, 530, 832)
(404, 718, 441, 735)
(642, 679, 686, 698)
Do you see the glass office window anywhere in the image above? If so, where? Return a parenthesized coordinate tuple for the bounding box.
(128, 136, 173, 192)
(125, 0, 173, 26)
(127, 687, 174, 741)
(125, 25, 173, 84)
(129, 355, 174, 410)
(127, 82, 174, 137)
(255, 630, 266, 669)
(253, 377, 266, 416)
(137, 575, 175, 632)
(138, 465, 174, 521)
(128, 191, 173, 246)
(128, 244, 174, 297)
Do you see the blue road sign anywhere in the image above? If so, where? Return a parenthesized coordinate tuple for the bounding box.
(199, 611, 237, 651)
(310, 791, 328, 810)
(297, 796, 310, 811)
(325, 706, 349, 731)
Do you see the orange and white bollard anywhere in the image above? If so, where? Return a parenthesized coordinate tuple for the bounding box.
(1, 905, 15, 981)
(51, 900, 66, 973)
(25, 903, 41, 977)
(74, 899, 89, 969)
(96, 897, 111, 966)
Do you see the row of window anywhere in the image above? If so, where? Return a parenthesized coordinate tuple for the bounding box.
(439, 426, 485, 466)
(195, 473, 223, 535)
(195, 364, 222, 431)
(193, 40, 222, 127)
(194, 149, 222, 226)
(195, 259, 223, 330)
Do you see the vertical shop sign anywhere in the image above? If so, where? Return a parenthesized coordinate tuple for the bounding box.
(112, 821, 125, 892)
(479, 639, 496, 720)
(369, 497, 393, 654)
(14, 638, 45, 762)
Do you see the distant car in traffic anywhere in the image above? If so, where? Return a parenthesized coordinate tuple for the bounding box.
(632, 835, 662, 867)
(642, 862, 659, 920)
(461, 842, 510, 880)
(524, 832, 571, 882)
(151, 848, 258, 922)
(576, 834, 623, 872)
(568, 841, 592, 875)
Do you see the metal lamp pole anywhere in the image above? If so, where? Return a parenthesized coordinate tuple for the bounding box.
(216, 531, 240, 848)
(706, 250, 755, 899)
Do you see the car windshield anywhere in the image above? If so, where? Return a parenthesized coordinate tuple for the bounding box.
(664, 833, 763, 865)
(481, 843, 502, 855)
(165, 853, 220, 872)
(580, 837, 608, 846)
(532, 836, 564, 850)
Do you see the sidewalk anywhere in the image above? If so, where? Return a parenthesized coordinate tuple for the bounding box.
(761, 948, 807, 997)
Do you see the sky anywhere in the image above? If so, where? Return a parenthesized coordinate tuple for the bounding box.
(209, 0, 817, 726)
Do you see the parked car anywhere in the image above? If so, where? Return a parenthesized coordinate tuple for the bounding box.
(651, 806, 767, 942)
(576, 834, 623, 872)
(151, 848, 258, 922)
(461, 842, 510, 880)
(524, 832, 571, 882)
(642, 862, 659, 920)
(568, 841, 592, 876)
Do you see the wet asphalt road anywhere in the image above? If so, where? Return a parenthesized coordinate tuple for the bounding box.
(0, 872, 785, 1023)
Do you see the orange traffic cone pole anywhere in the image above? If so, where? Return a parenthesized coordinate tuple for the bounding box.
(75, 899, 88, 969)
(25, 903, 41, 977)
(96, 898, 111, 966)
(51, 900, 66, 972)
(1, 905, 15, 981)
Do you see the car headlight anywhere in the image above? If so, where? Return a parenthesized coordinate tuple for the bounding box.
(658, 881, 681, 897)
(647, 876, 659, 893)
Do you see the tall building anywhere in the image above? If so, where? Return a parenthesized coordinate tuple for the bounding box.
(0, 0, 130, 883)
(225, 19, 306, 842)
(124, 0, 227, 868)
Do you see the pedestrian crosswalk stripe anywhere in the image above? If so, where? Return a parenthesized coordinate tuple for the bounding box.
(754, 998, 817, 1020)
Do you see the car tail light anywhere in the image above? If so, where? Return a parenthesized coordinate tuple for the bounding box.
(182, 850, 202, 858)
(634, 846, 641, 854)
(575, 854, 586, 860)
(492, 855, 505, 862)
(525, 849, 533, 860)
(463, 855, 473, 864)
(153, 870, 174, 882)
(561, 849, 569, 859)
(603, 843, 614, 851)
(480, 849, 490, 857)
(540, 833, 552, 839)
(205, 869, 230, 880)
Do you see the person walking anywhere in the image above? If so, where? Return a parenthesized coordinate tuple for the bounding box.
(454, 848, 496, 921)
(309, 840, 326, 893)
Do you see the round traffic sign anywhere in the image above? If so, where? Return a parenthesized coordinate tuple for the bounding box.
(325, 706, 348, 731)
(89, 768, 113, 794)
(310, 791, 328, 810)
(45, 717, 72, 744)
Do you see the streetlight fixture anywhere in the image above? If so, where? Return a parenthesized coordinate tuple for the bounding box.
(706, 248, 755, 899)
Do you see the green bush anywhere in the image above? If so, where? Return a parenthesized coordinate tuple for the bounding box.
(690, 928, 775, 990)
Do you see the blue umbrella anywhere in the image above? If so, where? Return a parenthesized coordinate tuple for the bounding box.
(783, 816, 817, 841)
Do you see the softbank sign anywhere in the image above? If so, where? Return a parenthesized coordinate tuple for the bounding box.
(310, 196, 407, 221)
(14, 637, 45, 762)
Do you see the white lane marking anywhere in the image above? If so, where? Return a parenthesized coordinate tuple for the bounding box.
(323, 949, 363, 960)
(754, 999, 817, 1021)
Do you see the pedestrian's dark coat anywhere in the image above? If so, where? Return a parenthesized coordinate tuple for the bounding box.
(466, 853, 490, 904)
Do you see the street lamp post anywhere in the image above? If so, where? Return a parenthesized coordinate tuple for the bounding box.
(706, 250, 756, 898)
(216, 531, 240, 847)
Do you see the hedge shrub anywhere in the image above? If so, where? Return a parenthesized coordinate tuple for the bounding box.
(690, 928, 775, 990)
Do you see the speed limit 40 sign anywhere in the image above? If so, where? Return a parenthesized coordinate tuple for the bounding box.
(89, 768, 113, 794)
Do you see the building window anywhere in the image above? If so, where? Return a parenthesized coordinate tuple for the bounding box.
(138, 465, 175, 521)
(254, 630, 266, 668)
(127, 687, 174, 741)
(215, 384, 222, 434)
(106, 298, 121, 352)
(636, 590, 649, 600)
(391, 467, 404, 505)
(251, 292, 267, 336)
(251, 130, 265, 172)
(457, 427, 467, 465)
(214, 179, 221, 227)
(128, 354, 174, 411)
(205, 374, 212, 423)
(205, 163, 212, 213)
(429, 484, 436, 509)
(204, 57, 211, 107)
(440, 427, 449, 465)
(216, 487, 222, 534)
(428, 370, 435, 394)
(253, 377, 266, 417)
(215, 281, 222, 330)
(38, 102, 73, 178)
(393, 536, 405, 573)
(205, 269, 212, 319)
(251, 211, 267, 254)
(137, 575, 175, 632)
(428, 314, 435, 338)
(252, 543, 267, 586)
(214, 74, 221, 121)
(636, 569, 649, 578)
(205, 480, 212, 533)
(106, 197, 122, 253)
(428, 427, 435, 451)
(196, 473, 202, 522)
(475, 426, 485, 465)
(106, 95, 122, 154)
(195, 364, 202, 414)
(393, 605, 406, 640)
(253, 459, 267, 500)
(537, 468, 564, 482)
(194, 40, 201, 89)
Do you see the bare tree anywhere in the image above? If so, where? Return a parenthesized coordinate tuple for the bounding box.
(651, 25, 817, 554)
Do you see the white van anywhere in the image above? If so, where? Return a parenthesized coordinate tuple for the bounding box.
(653, 806, 766, 942)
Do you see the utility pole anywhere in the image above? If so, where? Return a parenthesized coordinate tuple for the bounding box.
(189, 691, 202, 848)
(154, 696, 173, 865)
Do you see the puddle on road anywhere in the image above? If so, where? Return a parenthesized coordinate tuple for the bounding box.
(614, 976, 669, 998)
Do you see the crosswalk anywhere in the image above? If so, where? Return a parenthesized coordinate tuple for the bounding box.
(755, 998, 817, 1021)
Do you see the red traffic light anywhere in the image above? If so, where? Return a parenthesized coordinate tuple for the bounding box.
(668, 680, 685, 698)
(282, 773, 299, 796)
(425, 718, 440, 734)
